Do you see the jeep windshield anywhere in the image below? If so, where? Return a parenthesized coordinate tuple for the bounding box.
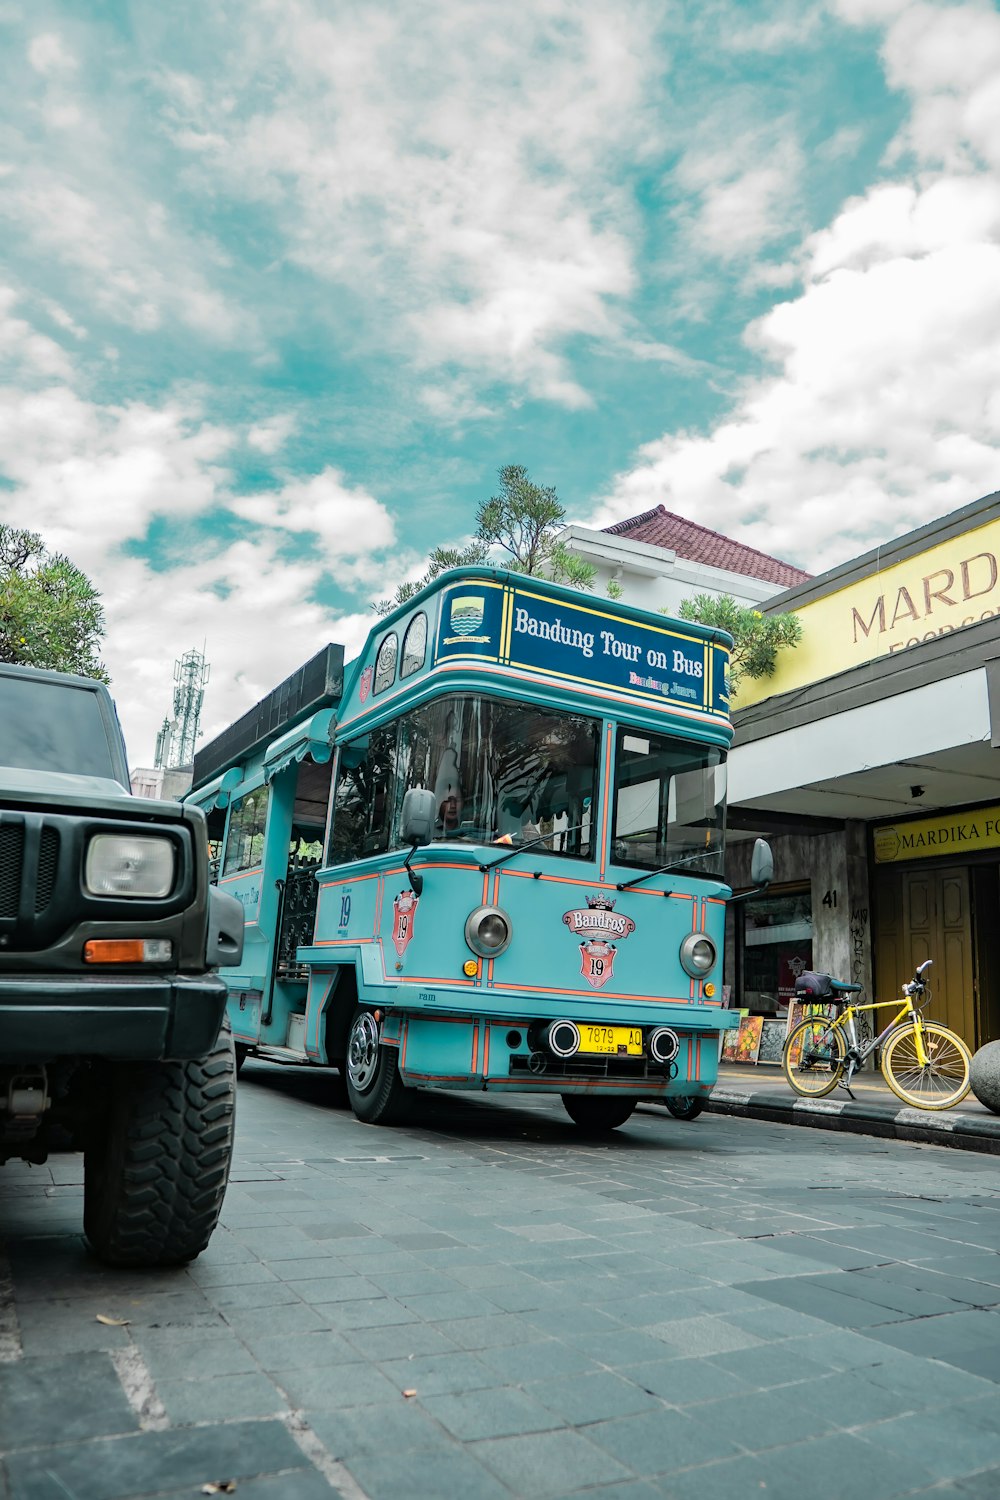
(0, 674, 120, 779)
(612, 726, 726, 877)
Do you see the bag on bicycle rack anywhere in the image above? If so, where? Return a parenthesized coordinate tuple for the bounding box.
(793, 971, 836, 999)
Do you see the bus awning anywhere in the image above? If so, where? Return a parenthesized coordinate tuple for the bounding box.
(263, 708, 337, 784)
(184, 765, 243, 811)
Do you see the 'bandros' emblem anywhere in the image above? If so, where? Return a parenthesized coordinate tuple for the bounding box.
(358, 665, 374, 703)
(562, 894, 635, 991)
(391, 890, 418, 956)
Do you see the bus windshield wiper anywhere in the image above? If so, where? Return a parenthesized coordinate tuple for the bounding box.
(479, 822, 589, 872)
(616, 847, 721, 891)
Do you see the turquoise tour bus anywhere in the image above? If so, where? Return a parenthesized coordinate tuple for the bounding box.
(185, 567, 771, 1131)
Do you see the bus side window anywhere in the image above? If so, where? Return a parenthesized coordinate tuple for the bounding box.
(374, 633, 398, 694)
(400, 613, 427, 678)
(222, 786, 270, 876)
(329, 725, 397, 863)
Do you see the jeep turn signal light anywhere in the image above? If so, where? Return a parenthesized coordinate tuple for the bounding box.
(83, 939, 174, 964)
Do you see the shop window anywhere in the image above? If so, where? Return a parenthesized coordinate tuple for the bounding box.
(740, 885, 813, 1017)
(400, 613, 427, 678)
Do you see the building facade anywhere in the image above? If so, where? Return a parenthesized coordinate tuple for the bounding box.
(726, 488, 1000, 1055)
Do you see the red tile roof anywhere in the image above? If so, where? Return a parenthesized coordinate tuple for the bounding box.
(603, 505, 810, 588)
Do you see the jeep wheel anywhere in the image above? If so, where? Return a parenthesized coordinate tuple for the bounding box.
(84, 1022, 236, 1267)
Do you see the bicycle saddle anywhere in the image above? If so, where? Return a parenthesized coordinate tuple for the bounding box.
(794, 971, 863, 997)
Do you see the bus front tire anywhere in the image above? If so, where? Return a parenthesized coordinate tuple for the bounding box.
(345, 1007, 410, 1125)
(562, 1094, 635, 1132)
(664, 1096, 704, 1120)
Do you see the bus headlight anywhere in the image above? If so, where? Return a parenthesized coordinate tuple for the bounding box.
(85, 834, 176, 898)
(464, 905, 513, 958)
(680, 933, 716, 979)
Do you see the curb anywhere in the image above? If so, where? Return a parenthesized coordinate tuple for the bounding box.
(703, 1087, 1000, 1155)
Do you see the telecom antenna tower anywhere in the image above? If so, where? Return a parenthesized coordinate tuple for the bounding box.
(167, 648, 210, 768)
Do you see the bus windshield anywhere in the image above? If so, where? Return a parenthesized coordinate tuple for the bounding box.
(331, 694, 600, 862)
(612, 727, 726, 876)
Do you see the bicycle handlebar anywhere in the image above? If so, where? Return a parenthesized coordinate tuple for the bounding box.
(903, 958, 933, 999)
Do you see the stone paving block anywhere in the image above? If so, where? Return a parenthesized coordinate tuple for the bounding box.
(585, 1406, 742, 1475)
(478, 1337, 600, 1383)
(206, 1281, 303, 1311)
(620, 1356, 754, 1406)
(155, 1370, 286, 1424)
(397, 1288, 506, 1321)
(139, 1334, 260, 1382)
(267, 1255, 360, 1280)
(3, 1418, 307, 1500)
(421, 1385, 562, 1441)
(274, 1358, 401, 1410)
(343, 1320, 462, 1361)
(345, 1439, 515, 1500)
(709, 1342, 837, 1388)
(473, 1426, 634, 1496)
(314, 1295, 419, 1331)
(858, 1401, 1000, 1481)
(644, 1315, 764, 1357)
(308, 1397, 454, 1458)
(289, 1275, 383, 1304)
(218, 1301, 331, 1338)
(377, 1350, 498, 1396)
(241, 1328, 362, 1371)
(128, 1470, 336, 1500)
(433, 1313, 544, 1350)
(743, 1429, 938, 1500)
(0, 1352, 138, 1451)
(572, 1329, 685, 1367)
(531, 1370, 662, 1425)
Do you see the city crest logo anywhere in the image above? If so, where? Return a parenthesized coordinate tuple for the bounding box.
(358, 665, 374, 703)
(449, 595, 485, 635)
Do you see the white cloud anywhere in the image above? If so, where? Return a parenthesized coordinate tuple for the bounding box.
(0, 287, 74, 379)
(674, 126, 805, 263)
(28, 32, 77, 76)
(154, 0, 659, 407)
(596, 1, 1000, 572)
(228, 468, 396, 562)
(246, 414, 297, 454)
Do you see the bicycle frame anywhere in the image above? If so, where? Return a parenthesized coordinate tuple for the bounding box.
(814, 993, 928, 1084)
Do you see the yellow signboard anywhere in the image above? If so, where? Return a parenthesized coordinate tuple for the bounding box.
(738, 511, 1000, 708)
(873, 805, 1000, 864)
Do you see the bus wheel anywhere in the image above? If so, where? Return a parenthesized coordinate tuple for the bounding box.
(664, 1096, 704, 1120)
(345, 1007, 410, 1125)
(562, 1095, 635, 1132)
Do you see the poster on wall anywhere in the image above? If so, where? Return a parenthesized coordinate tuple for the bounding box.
(732, 1016, 764, 1064)
(721, 1014, 747, 1061)
(757, 1019, 786, 1066)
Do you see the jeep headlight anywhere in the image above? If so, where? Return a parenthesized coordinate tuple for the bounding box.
(464, 905, 513, 958)
(85, 834, 176, 898)
(680, 932, 716, 978)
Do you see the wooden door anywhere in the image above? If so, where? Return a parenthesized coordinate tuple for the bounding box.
(874, 864, 975, 1047)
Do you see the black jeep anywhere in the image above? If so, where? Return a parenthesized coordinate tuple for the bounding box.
(0, 662, 244, 1265)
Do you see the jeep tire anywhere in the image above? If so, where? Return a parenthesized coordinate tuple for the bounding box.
(83, 1021, 237, 1267)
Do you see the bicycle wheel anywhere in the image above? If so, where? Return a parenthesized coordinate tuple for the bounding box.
(881, 1021, 971, 1110)
(782, 1017, 846, 1098)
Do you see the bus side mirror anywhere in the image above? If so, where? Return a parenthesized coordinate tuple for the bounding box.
(401, 787, 436, 847)
(750, 838, 773, 889)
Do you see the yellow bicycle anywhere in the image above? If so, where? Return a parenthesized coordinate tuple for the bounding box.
(782, 959, 972, 1111)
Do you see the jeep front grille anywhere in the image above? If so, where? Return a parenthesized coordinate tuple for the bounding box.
(0, 823, 24, 917)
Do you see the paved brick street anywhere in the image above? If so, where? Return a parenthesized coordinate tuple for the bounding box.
(2, 1063, 1000, 1500)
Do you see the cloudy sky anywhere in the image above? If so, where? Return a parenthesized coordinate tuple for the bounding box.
(1, 0, 998, 764)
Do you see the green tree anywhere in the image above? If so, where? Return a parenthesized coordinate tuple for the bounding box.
(674, 593, 802, 694)
(375, 464, 595, 615)
(0, 525, 109, 681)
(476, 465, 595, 589)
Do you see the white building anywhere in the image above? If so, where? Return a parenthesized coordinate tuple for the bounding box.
(560, 505, 809, 614)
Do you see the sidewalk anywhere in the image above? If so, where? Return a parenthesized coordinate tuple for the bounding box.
(702, 1060, 1000, 1154)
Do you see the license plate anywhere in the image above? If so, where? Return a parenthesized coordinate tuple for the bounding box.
(577, 1024, 643, 1056)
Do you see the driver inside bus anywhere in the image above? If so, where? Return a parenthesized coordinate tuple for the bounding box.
(433, 746, 464, 836)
